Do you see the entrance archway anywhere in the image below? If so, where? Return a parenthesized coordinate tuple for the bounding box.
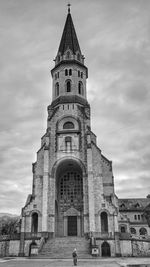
(101, 241, 111, 257)
(55, 158, 84, 237)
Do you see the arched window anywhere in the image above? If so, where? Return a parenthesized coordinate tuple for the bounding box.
(69, 69, 72, 76)
(55, 82, 59, 97)
(65, 136, 72, 151)
(78, 82, 83, 95)
(120, 226, 126, 233)
(31, 213, 38, 233)
(139, 227, 147, 235)
(130, 227, 136, 234)
(66, 51, 71, 59)
(78, 70, 80, 77)
(65, 69, 68, 76)
(63, 121, 74, 129)
(101, 212, 108, 233)
(66, 80, 71, 92)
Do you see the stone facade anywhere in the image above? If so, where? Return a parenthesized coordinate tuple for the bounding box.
(16, 9, 150, 258)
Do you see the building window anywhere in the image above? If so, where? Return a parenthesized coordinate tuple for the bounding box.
(69, 69, 72, 76)
(130, 227, 136, 234)
(120, 226, 126, 233)
(31, 213, 38, 233)
(57, 72, 59, 78)
(81, 72, 83, 78)
(63, 121, 74, 129)
(66, 80, 71, 92)
(134, 215, 137, 220)
(78, 70, 80, 77)
(55, 82, 59, 97)
(78, 82, 83, 95)
(139, 227, 147, 236)
(65, 136, 72, 151)
(101, 212, 108, 233)
(138, 215, 140, 220)
(65, 69, 68, 76)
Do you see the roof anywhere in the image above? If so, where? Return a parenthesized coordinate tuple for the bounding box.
(119, 198, 150, 211)
(57, 12, 81, 56)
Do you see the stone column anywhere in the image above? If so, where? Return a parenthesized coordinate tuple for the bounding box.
(19, 216, 25, 256)
(86, 134, 95, 233)
(114, 213, 121, 256)
(42, 147, 49, 232)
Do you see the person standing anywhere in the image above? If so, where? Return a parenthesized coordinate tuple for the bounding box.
(72, 248, 78, 266)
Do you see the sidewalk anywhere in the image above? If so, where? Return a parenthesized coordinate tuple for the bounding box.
(0, 257, 150, 267)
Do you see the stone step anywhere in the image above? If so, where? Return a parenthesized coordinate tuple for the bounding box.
(38, 237, 91, 258)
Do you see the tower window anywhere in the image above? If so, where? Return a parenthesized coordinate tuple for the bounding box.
(81, 72, 83, 78)
(78, 82, 83, 95)
(69, 69, 72, 76)
(65, 69, 68, 76)
(63, 121, 74, 129)
(66, 80, 71, 92)
(78, 70, 80, 77)
(57, 72, 59, 78)
(55, 82, 59, 97)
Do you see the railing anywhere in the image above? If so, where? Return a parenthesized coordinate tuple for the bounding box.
(24, 232, 42, 239)
(0, 233, 20, 241)
(92, 232, 114, 239)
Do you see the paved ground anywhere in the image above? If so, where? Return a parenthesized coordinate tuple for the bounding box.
(0, 258, 150, 267)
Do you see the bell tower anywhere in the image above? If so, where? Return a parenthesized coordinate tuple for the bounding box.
(20, 6, 120, 257)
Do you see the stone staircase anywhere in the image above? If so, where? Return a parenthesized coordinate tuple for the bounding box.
(38, 236, 91, 258)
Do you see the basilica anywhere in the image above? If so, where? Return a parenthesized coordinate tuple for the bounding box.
(18, 8, 150, 258)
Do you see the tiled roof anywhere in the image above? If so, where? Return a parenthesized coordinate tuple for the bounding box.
(119, 198, 150, 211)
(57, 12, 81, 55)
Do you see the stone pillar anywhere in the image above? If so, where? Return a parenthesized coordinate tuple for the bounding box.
(114, 213, 121, 256)
(19, 216, 25, 256)
(87, 134, 95, 233)
(42, 148, 49, 232)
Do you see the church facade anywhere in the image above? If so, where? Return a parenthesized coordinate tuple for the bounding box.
(19, 8, 150, 258)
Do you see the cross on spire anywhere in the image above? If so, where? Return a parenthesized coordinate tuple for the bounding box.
(67, 3, 71, 13)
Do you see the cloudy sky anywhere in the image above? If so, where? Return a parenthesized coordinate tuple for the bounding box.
(0, 0, 150, 214)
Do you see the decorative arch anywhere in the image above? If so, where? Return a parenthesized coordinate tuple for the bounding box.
(51, 156, 87, 178)
(101, 241, 111, 257)
(56, 115, 80, 132)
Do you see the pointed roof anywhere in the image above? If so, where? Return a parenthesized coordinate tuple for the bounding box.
(57, 11, 81, 56)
